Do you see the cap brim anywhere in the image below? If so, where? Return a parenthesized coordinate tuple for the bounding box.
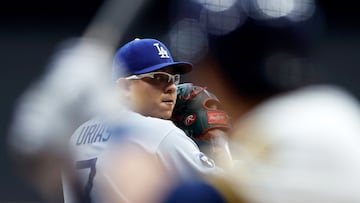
(133, 62, 193, 75)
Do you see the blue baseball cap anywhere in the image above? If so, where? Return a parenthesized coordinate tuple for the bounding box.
(112, 38, 193, 80)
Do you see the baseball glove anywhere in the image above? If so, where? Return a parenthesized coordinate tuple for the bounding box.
(171, 83, 231, 139)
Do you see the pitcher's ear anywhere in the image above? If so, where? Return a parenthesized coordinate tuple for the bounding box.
(116, 78, 133, 100)
(116, 78, 131, 89)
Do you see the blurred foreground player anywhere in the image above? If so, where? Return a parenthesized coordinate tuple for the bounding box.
(7, 39, 120, 203)
(162, 4, 360, 203)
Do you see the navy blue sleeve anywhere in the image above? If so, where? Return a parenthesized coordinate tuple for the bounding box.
(161, 178, 225, 203)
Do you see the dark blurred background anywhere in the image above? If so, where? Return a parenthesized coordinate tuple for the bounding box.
(0, 0, 359, 202)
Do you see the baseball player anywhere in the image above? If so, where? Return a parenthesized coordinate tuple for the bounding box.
(161, 6, 360, 203)
(162, 85, 360, 203)
(62, 38, 222, 203)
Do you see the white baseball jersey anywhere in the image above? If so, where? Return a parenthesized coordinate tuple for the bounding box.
(227, 85, 360, 203)
(62, 110, 219, 203)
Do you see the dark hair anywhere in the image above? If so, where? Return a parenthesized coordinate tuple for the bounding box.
(208, 16, 320, 100)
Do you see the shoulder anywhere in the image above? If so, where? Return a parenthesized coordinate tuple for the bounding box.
(143, 116, 195, 144)
(134, 112, 178, 127)
(126, 112, 192, 144)
(127, 112, 183, 134)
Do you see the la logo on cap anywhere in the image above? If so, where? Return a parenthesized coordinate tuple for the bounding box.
(153, 43, 170, 58)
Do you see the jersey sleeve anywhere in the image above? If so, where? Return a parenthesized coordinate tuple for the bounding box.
(157, 127, 221, 179)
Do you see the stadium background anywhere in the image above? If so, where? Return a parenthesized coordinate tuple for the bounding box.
(0, 0, 359, 202)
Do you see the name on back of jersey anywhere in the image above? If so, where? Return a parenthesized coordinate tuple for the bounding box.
(75, 123, 111, 145)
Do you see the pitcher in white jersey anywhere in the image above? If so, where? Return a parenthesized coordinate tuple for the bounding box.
(63, 38, 222, 203)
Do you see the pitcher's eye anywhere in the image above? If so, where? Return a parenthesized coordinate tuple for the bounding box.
(153, 74, 169, 83)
